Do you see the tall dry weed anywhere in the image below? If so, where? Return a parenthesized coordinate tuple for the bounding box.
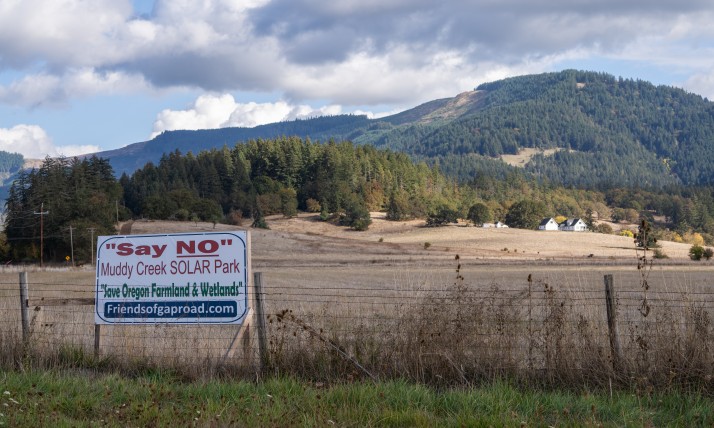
(0, 259, 712, 392)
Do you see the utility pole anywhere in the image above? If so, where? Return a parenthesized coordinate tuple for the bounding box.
(68, 225, 75, 267)
(34, 202, 49, 268)
(87, 227, 96, 266)
(116, 200, 119, 224)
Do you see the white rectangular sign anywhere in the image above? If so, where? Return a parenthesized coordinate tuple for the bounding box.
(95, 231, 249, 324)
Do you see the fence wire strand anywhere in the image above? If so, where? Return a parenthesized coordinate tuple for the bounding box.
(1, 268, 714, 387)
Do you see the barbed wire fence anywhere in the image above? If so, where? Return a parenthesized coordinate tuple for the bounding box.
(1, 265, 713, 389)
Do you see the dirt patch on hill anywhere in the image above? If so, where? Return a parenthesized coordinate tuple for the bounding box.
(500, 148, 561, 168)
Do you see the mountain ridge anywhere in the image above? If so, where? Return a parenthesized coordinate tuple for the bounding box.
(88, 70, 714, 188)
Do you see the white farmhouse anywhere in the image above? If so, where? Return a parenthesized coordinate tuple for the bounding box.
(538, 218, 559, 231)
(558, 218, 588, 232)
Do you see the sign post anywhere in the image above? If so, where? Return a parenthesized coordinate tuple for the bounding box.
(95, 231, 249, 325)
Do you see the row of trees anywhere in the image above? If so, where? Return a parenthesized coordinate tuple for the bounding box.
(11, 136, 714, 264)
(4, 157, 123, 263)
(121, 137, 459, 230)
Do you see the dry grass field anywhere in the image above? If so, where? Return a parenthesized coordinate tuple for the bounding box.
(1, 213, 713, 386)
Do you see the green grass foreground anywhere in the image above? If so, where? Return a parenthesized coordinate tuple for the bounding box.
(0, 370, 712, 427)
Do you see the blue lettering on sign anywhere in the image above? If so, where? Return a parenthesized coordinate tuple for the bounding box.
(104, 301, 238, 319)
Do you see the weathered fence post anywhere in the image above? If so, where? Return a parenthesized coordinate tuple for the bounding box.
(94, 325, 101, 357)
(604, 274, 622, 372)
(254, 271, 268, 371)
(19, 272, 30, 345)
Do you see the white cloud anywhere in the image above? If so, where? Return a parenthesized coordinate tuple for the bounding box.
(3, 0, 714, 145)
(150, 94, 345, 137)
(0, 0, 134, 68)
(0, 68, 150, 108)
(0, 124, 99, 159)
(0, 0, 691, 106)
(279, 47, 550, 106)
(682, 72, 714, 100)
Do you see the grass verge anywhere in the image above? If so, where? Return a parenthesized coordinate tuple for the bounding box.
(1, 370, 712, 427)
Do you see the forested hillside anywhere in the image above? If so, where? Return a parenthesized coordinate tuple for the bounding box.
(93, 70, 714, 189)
(359, 71, 714, 187)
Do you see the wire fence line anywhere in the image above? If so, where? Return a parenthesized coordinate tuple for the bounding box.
(1, 267, 713, 388)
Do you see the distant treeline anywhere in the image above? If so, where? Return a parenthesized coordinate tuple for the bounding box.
(7, 137, 714, 264)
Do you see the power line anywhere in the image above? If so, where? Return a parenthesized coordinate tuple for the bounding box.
(87, 227, 96, 266)
(33, 202, 49, 268)
(68, 225, 75, 267)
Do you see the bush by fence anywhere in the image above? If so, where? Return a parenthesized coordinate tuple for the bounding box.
(1, 262, 713, 392)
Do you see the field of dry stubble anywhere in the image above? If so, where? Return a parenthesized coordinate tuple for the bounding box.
(1, 214, 713, 382)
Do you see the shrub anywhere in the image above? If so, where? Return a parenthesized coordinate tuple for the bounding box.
(689, 244, 704, 260)
(653, 249, 668, 259)
(426, 206, 459, 227)
(683, 232, 706, 246)
(173, 208, 190, 221)
(339, 194, 372, 231)
(704, 248, 714, 260)
(305, 198, 321, 213)
(257, 193, 282, 215)
(225, 209, 243, 226)
(319, 206, 330, 221)
(594, 223, 613, 234)
(619, 230, 634, 238)
(251, 207, 269, 229)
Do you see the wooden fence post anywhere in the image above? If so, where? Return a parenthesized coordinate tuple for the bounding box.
(254, 271, 268, 371)
(604, 274, 622, 372)
(94, 325, 101, 357)
(19, 272, 29, 345)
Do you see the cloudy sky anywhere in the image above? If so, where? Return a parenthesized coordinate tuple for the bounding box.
(1, 0, 714, 159)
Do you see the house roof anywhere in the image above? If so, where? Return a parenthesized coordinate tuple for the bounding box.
(539, 218, 555, 226)
(560, 218, 584, 227)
